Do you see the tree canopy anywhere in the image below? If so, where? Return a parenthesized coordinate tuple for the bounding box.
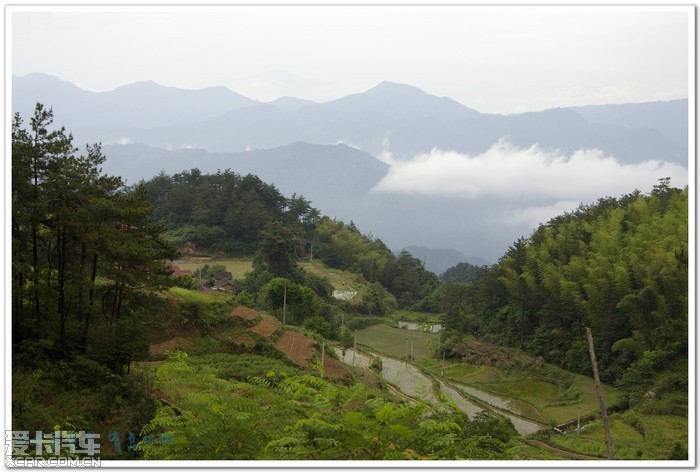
(442, 182, 688, 391)
(12, 104, 177, 363)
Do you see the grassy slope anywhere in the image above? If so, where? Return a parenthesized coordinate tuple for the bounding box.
(535, 412, 688, 460)
(359, 321, 687, 460)
(356, 323, 439, 361)
(175, 258, 254, 278)
(299, 260, 364, 291)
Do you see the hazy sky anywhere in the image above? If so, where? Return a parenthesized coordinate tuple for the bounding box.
(9, 5, 691, 114)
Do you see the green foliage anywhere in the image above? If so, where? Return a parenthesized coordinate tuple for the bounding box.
(357, 282, 398, 316)
(138, 353, 520, 460)
(537, 410, 687, 460)
(253, 221, 303, 279)
(11, 105, 180, 444)
(300, 270, 334, 299)
(440, 261, 485, 283)
(370, 356, 383, 373)
(12, 358, 158, 445)
(446, 184, 688, 396)
(171, 274, 197, 290)
(303, 315, 333, 339)
(142, 170, 316, 255)
(313, 218, 439, 308)
(168, 287, 231, 328)
(233, 290, 255, 308)
(261, 278, 323, 325)
(12, 104, 177, 367)
(234, 267, 273, 296)
(184, 353, 299, 380)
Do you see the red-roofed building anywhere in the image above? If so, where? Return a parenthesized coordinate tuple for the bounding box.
(171, 265, 193, 277)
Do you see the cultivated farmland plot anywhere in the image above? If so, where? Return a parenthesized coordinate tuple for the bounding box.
(398, 321, 443, 333)
(356, 324, 436, 360)
(335, 347, 546, 435)
(174, 258, 254, 278)
(275, 330, 315, 368)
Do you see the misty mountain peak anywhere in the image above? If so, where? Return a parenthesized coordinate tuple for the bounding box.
(14, 72, 86, 93)
(322, 80, 480, 122)
(370, 80, 425, 93)
(268, 96, 318, 112)
(112, 80, 162, 92)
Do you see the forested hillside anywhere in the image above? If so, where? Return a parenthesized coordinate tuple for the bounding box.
(11, 104, 689, 461)
(141, 169, 319, 254)
(140, 170, 440, 311)
(442, 180, 688, 407)
(9, 105, 453, 457)
(12, 105, 178, 435)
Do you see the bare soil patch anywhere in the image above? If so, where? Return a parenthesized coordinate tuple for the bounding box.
(454, 338, 534, 369)
(148, 336, 194, 358)
(323, 356, 349, 380)
(250, 314, 280, 339)
(230, 306, 260, 322)
(233, 333, 257, 347)
(275, 330, 316, 368)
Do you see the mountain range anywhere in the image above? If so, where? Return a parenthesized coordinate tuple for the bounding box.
(12, 73, 689, 266)
(13, 74, 686, 163)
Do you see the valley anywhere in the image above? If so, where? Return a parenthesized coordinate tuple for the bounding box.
(132, 257, 686, 460)
(10, 72, 690, 463)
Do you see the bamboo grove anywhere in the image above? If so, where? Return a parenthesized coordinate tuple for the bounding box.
(442, 180, 688, 401)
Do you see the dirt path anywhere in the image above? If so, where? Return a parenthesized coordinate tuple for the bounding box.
(524, 439, 602, 460)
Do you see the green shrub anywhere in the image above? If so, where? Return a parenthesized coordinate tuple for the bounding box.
(370, 357, 383, 374)
(185, 353, 298, 380)
(192, 337, 223, 355)
(169, 287, 231, 328)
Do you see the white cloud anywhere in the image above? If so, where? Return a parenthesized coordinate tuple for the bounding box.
(502, 201, 582, 227)
(376, 135, 397, 165)
(371, 140, 688, 201)
(335, 140, 362, 151)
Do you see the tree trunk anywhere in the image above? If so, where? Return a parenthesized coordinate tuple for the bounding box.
(82, 253, 99, 350)
(57, 230, 68, 357)
(586, 327, 613, 460)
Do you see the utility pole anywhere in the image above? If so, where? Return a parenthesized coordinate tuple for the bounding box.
(577, 398, 581, 434)
(410, 338, 414, 361)
(405, 338, 409, 361)
(441, 350, 446, 377)
(321, 339, 325, 378)
(586, 327, 613, 460)
(352, 330, 357, 367)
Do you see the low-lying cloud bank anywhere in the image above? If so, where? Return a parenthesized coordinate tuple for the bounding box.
(371, 140, 688, 201)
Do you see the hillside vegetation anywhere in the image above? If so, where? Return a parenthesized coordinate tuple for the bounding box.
(11, 104, 689, 461)
(440, 180, 688, 428)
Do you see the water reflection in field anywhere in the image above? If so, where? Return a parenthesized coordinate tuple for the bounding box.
(334, 347, 546, 435)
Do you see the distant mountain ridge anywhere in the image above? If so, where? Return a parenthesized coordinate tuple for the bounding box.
(13, 74, 688, 165)
(101, 141, 389, 222)
(12, 73, 260, 144)
(13, 74, 689, 262)
(570, 99, 688, 149)
(401, 246, 491, 275)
